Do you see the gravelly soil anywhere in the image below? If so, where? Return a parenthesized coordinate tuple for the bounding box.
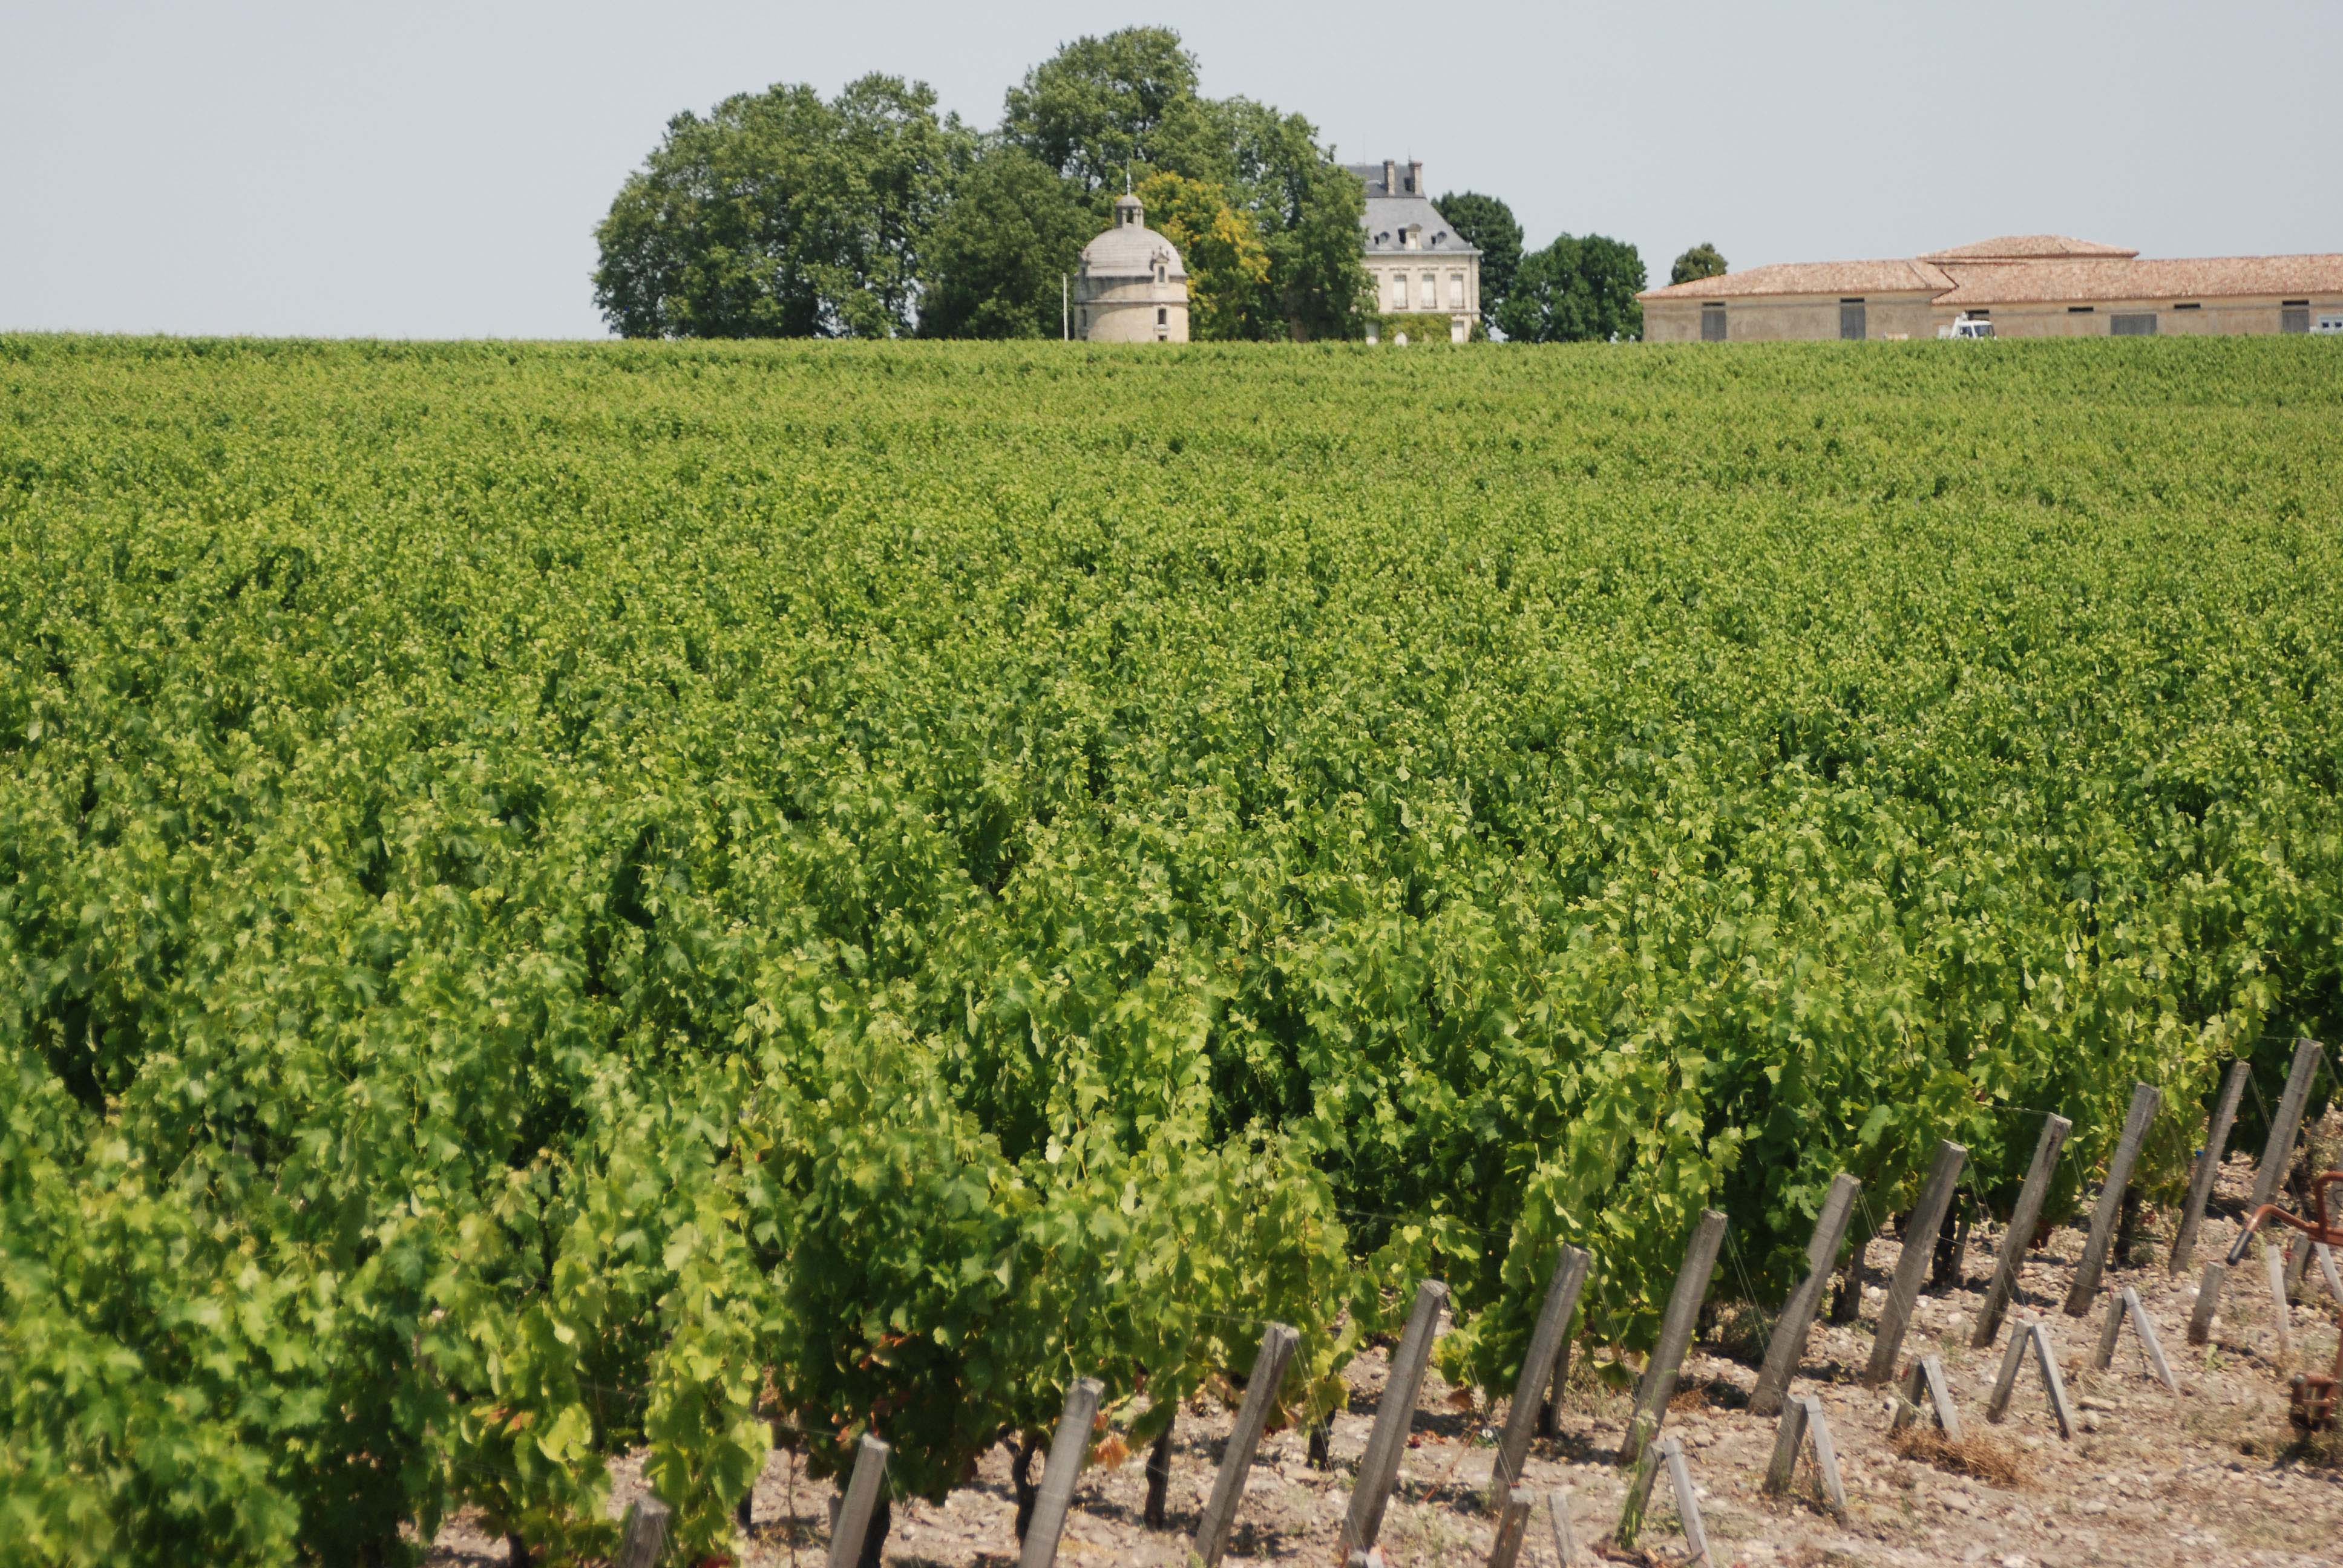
(431, 1154, 2343, 1566)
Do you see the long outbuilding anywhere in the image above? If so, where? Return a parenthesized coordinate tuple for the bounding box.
(1640, 234, 2343, 342)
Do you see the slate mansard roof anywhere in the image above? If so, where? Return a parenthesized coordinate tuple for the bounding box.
(1346, 163, 1480, 259)
(1641, 235, 2343, 305)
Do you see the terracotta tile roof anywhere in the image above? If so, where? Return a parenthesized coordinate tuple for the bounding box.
(1639, 258, 1953, 301)
(1933, 254, 2343, 305)
(1917, 234, 2138, 261)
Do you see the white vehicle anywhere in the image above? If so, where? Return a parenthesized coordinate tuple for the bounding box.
(1937, 315, 1994, 340)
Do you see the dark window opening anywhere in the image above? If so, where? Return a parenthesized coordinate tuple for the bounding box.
(2068, 306, 2096, 314)
(2173, 302, 2201, 310)
(1156, 307, 1167, 325)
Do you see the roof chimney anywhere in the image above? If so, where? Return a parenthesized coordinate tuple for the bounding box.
(1407, 160, 1423, 194)
(1382, 159, 1395, 197)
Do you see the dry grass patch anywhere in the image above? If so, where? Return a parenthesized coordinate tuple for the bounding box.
(1889, 1423, 2028, 1487)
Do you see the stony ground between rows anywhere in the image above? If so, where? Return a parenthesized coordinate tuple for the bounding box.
(430, 1154, 2343, 1567)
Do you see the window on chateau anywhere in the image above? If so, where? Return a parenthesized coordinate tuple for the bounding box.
(1421, 274, 1435, 308)
(1447, 273, 1464, 308)
(1393, 275, 1409, 309)
(1156, 307, 1167, 325)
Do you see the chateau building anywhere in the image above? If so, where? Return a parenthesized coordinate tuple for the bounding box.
(1349, 160, 1479, 344)
(1073, 193, 1188, 343)
(1640, 234, 2343, 342)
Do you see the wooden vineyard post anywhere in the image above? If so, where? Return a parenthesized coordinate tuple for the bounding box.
(1339, 1279, 1448, 1561)
(1547, 1488, 1579, 1566)
(1973, 1113, 2072, 1347)
(2171, 1060, 2251, 1273)
(615, 1495, 672, 1568)
(1761, 1395, 1809, 1498)
(1751, 1174, 1862, 1417)
(2264, 1243, 2295, 1357)
(1492, 1246, 1590, 1498)
(2250, 1040, 2322, 1216)
(2091, 1286, 2180, 1394)
(1619, 1210, 1727, 1474)
(1761, 1395, 1847, 1518)
(825, 1435, 890, 1568)
(2064, 1082, 2161, 1315)
(1660, 1437, 1712, 1564)
(2187, 1261, 2225, 1345)
(1798, 1397, 1849, 1518)
(1018, 1377, 1103, 1568)
(1618, 1436, 1712, 1557)
(1890, 1354, 1964, 1442)
(1484, 1486, 1534, 1568)
(1863, 1142, 1967, 1387)
(1985, 1322, 2074, 1439)
(1985, 1327, 2032, 1425)
(1192, 1323, 1300, 1568)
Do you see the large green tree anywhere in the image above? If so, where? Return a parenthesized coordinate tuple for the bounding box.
(1670, 242, 1728, 284)
(1495, 234, 1647, 343)
(1135, 172, 1270, 341)
(1000, 27, 1201, 195)
(594, 76, 971, 339)
(1435, 191, 1522, 333)
(918, 145, 1095, 339)
(1196, 97, 1372, 340)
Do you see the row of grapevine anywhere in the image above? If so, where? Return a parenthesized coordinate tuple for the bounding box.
(2, 334, 2339, 1565)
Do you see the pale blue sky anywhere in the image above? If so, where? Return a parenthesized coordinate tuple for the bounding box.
(4, 0, 2336, 337)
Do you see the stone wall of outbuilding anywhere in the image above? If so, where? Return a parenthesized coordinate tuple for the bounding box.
(1647, 292, 2343, 342)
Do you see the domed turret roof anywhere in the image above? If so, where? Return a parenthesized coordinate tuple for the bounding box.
(1081, 194, 1187, 280)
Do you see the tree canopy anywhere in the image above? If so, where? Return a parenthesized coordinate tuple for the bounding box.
(594, 77, 969, 339)
(1133, 172, 1270, 341)
(917, 146, 1095, 339)
(1495, 234, 1647, 343)
(1000, 27, 1202, 195)
(1435, 192, 1522, 333)
(1670, 243, 1729, 285)
(596, 29, 1371, 341)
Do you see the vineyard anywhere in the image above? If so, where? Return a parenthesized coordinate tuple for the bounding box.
(3, 334, 2341, 1567)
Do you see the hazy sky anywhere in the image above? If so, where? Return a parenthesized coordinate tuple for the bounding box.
(5, 0, 2337, 338)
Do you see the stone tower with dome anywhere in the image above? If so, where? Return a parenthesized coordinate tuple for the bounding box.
(1073, 192, 1188, 343)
